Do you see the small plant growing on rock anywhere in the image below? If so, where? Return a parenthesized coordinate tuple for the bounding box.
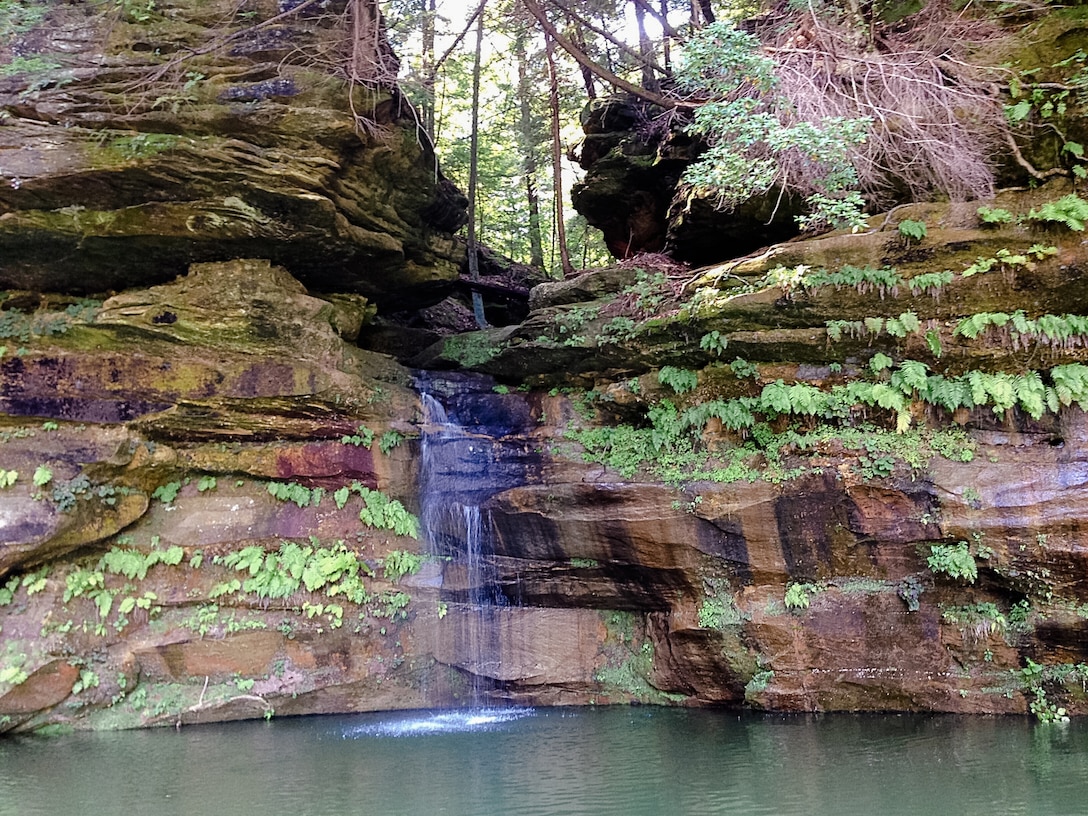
(927, 542, 977, 583)
(700, 330, 728, 356)
(341, 425, 374, 448)
(977, 205, 1014, 225)
(658, 366, 698, 394)
(784, 582, 816, 610)
(152, 481, 181, 503)
(897, 219, 927, 243)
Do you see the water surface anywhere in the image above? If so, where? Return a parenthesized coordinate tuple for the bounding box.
(1, 707, 1086, 816)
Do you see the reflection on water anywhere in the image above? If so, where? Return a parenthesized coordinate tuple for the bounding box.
(1, 708, 1087, 816)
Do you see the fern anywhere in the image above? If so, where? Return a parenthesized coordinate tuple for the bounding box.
(659, 366, 699, 394)
(909, 270, 954, 296)
(924, 329, 942, 358)
(1027, 194, 1088, 230)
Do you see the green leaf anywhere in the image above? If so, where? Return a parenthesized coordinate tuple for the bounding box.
(32, 466, 52, 487)
(1006, 99, 1032, 122)
(869, 352, 894, 373)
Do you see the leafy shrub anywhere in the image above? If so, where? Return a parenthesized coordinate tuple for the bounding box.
(676, 23, 869, 231)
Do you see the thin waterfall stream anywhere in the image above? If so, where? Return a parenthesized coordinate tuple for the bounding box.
(416, 380, 513, 706)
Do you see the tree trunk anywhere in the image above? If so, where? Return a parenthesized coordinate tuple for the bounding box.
(420, 0, 436, 137)
(516, 34, 546, 269)
(349, 0, 398, 85)
(660, 0, 670, 72)
(633, 0, 658, 92)
(466, 2, 488, 327)
(544, 33, 573, 278)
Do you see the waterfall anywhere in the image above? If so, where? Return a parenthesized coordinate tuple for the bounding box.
(417, 382, 509, 706)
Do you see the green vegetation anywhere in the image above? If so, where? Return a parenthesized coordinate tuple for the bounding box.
(0, 301, 100, 342)
(1020, 659, 1070, 723)
(700, 330, 728, 356)
(378, 431, 405, 455)
(443, 333, 503, 367)
(341, 425, 375, 448)
(784, 582, 817, 610)
(677, 23, 869, 231)
(897, 219, 927, 242)
(658, 366, 698, 394)
(1027, 194, 1088, 231)
(928, 543, 977, 584)
(699, 580, 744, 629)
(152, 481, 181, 503)
(977, 205, 1014, 225)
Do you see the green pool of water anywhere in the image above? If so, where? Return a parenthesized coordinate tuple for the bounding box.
(1, 707, 1086, 815)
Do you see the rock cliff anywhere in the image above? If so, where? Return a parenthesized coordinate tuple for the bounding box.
(0, 0, 466, 307)
(6, 3, 1088, 734)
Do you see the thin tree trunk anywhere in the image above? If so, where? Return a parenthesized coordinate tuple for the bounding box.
(466, 3, 488, 327)
(545, 33, 573, 278)
(660, 0, 670, 72)
(572, 27, 597, 99)
(516, 34, 546, 268)
(633, 0, 658, 92)
(420, 0, 436, 137)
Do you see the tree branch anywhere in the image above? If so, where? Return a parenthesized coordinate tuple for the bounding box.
(547, 0, 669, 77)
(520, 0, 688, 109)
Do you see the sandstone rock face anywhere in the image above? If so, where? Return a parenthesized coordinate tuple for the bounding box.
(9, 8, 1088, 736)
(5, 206, 1088, 730)
(0, 0, 466, 307)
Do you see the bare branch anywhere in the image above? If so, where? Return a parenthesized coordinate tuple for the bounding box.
(520, 0, 689, 110)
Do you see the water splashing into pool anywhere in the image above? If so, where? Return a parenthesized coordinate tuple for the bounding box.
(342, 707, 536, 738)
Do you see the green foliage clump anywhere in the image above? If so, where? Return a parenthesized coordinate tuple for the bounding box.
(0, 301, 100, 342)
(152, 481, 181, 503)
(928, 542, 977, 583)
(0, 0, 47, 41)
(897, 219, 927, 241)
(784, 582, 816, 610)
(658, 366, 698, 394)
(1027, 194, 1088, 231)
(676, 22, 869, 232)
(443, 333, 502, 367)
(802, 265, 902, 297)
(353, 483, 419, 538)
(266, 481, 322, 508)
(977, 205, 1014, 225)
(908, 270, 954, 297)
(382, 550, 424, 581)
(341, 425, 374, 448)
(378, 430, 405, 455)
(700, 330, 728, 356)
